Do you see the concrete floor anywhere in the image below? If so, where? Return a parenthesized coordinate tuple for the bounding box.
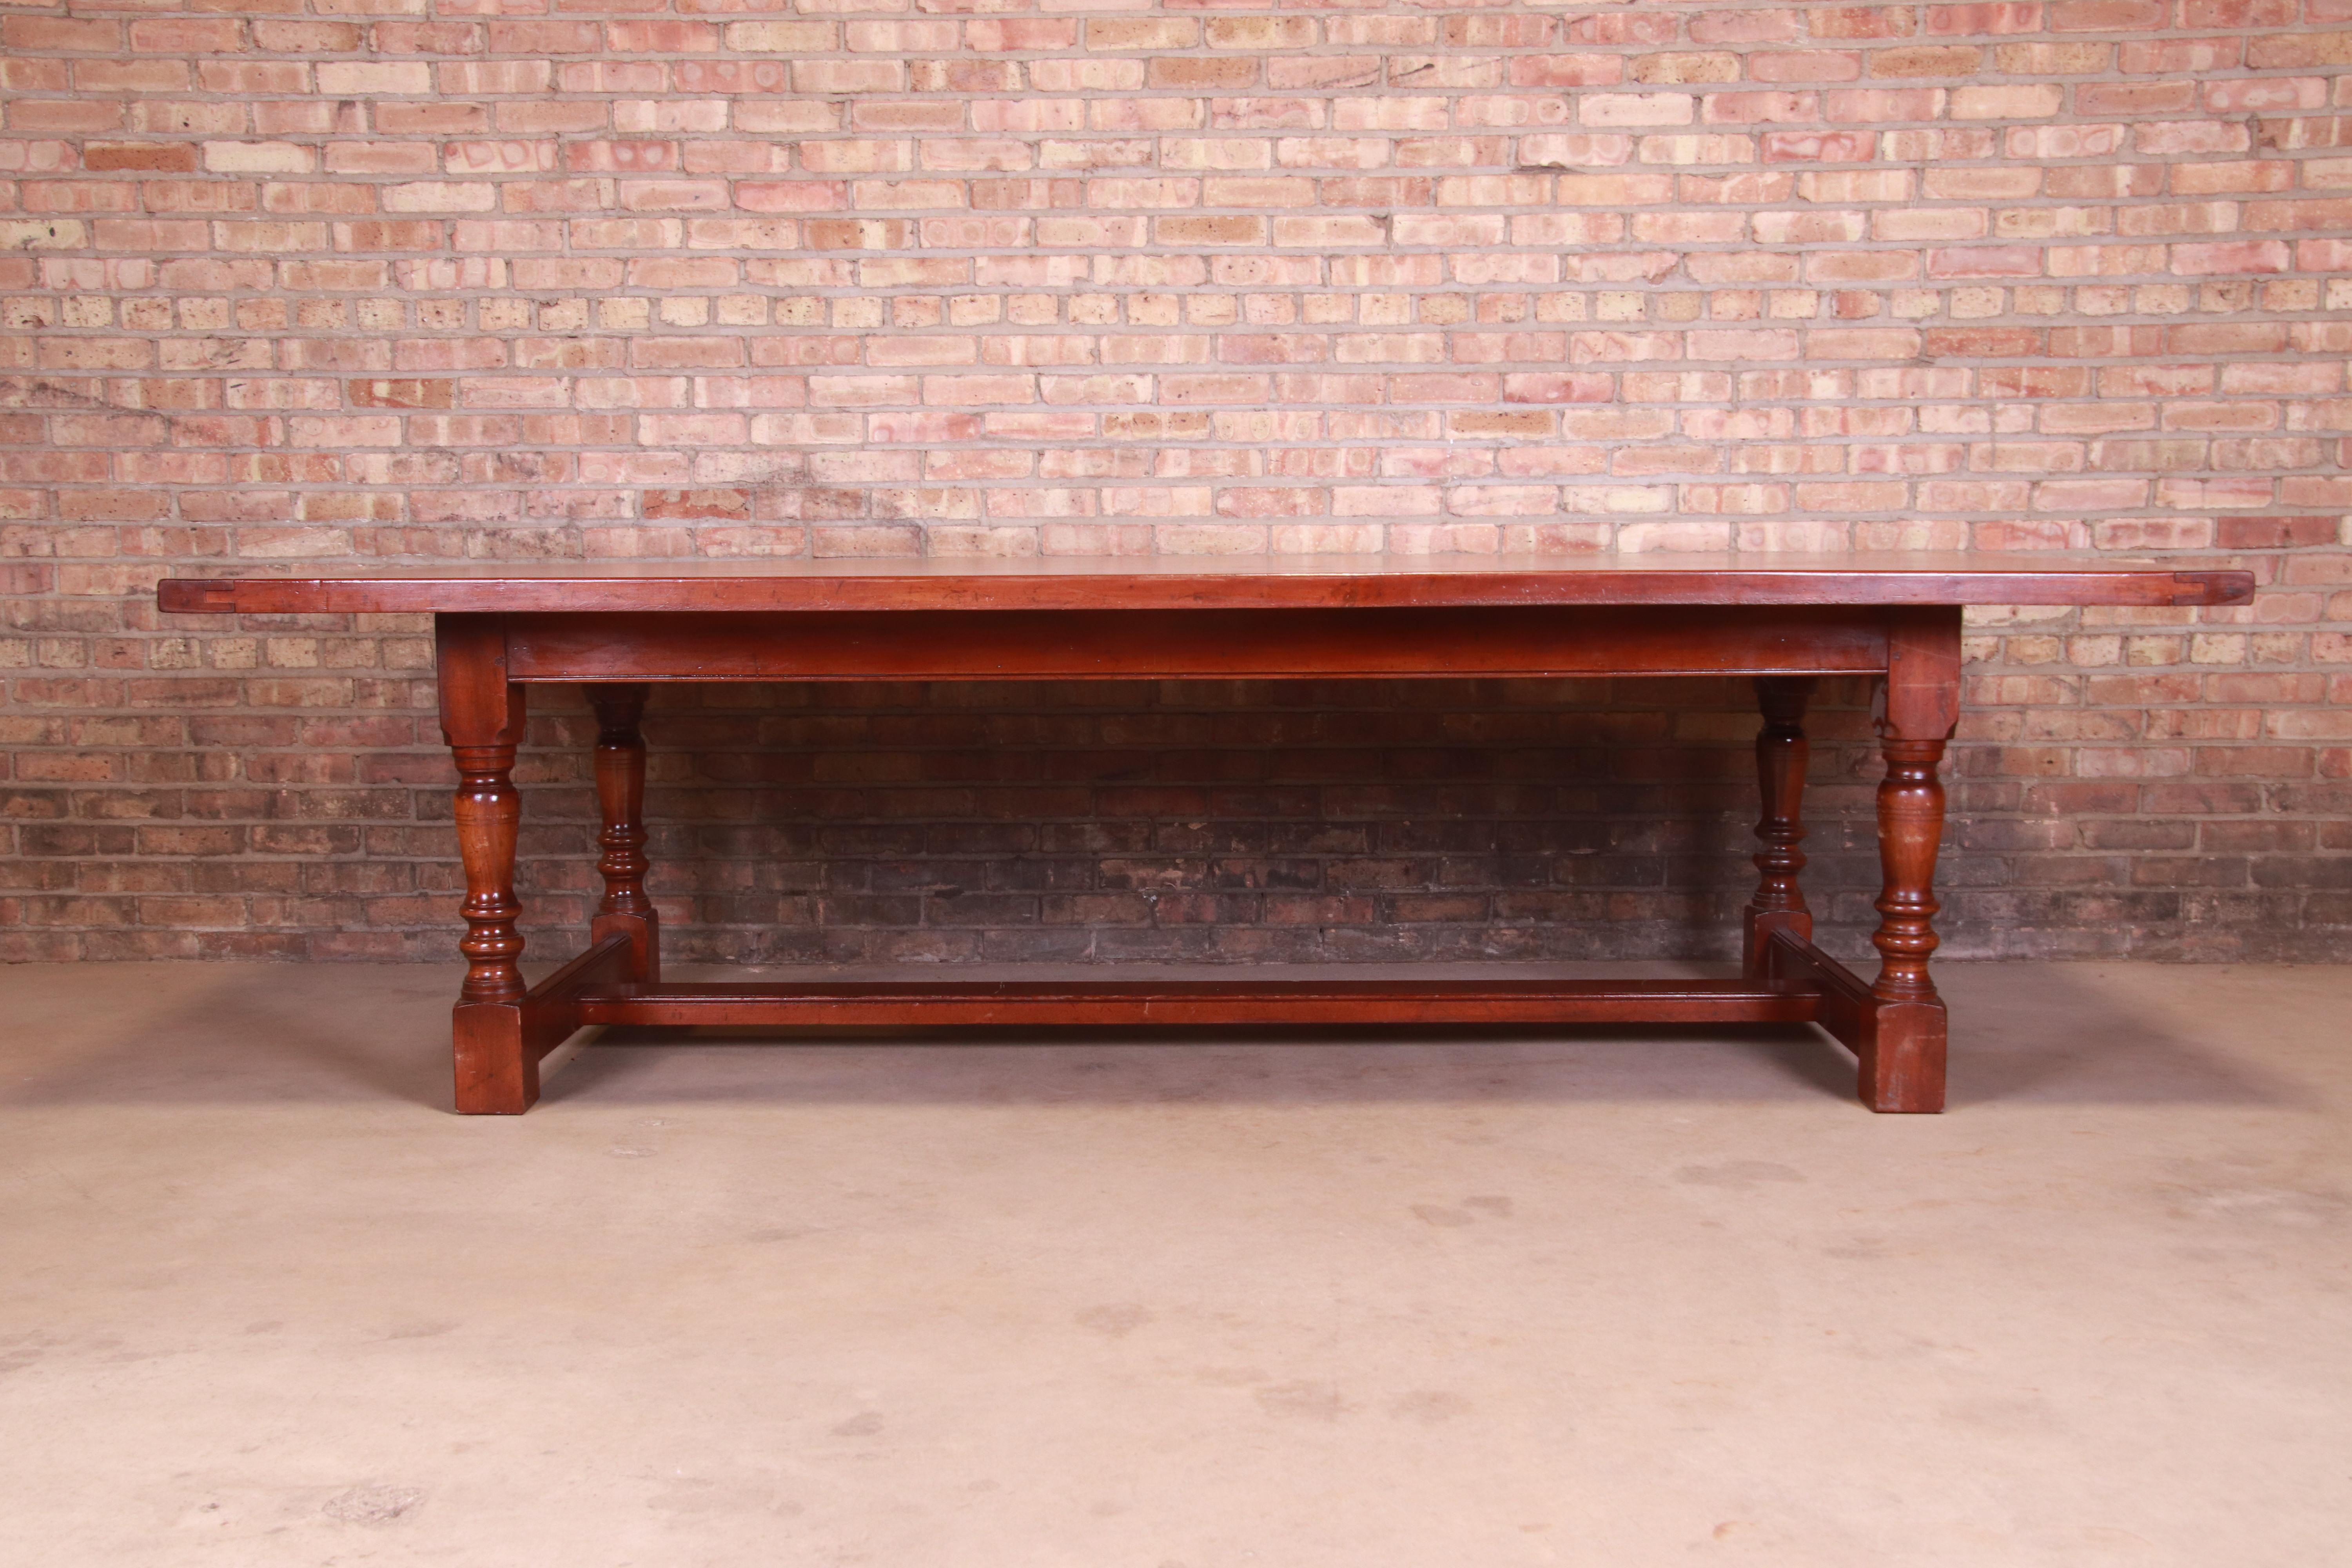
(1, 960, 2347, 1568)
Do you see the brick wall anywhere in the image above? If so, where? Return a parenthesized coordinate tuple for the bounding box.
(3, 0, 2350, 967)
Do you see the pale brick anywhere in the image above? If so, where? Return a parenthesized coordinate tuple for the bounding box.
(316, 62, 433, 97)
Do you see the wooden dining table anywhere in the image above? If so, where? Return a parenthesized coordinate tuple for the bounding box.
(158, 553, 2254, 1116)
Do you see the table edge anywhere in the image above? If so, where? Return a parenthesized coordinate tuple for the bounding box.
(158, 564, 2256, 615)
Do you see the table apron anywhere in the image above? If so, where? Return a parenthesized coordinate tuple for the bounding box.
(491, 605, 1895, 682)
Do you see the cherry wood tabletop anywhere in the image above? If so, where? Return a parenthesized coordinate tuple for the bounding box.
(158, 551, 2254, 615)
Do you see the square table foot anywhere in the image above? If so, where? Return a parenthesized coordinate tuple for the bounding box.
(1858, 1000, 1948, 1114)
(1761, 929, 1948, 1114)
(449, 934, 638, 1114)
(453, 1001, 537, 1115)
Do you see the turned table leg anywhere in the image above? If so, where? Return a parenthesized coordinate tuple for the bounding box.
(1743, 676, 1816, 977)
(1862, 608, 1962, 1114)
(585, 682, 659, 984)
(438, 617, 535, 1115)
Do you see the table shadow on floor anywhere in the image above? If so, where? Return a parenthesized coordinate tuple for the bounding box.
(543, 1020, 1866, 1111)
(0, 962, 2305, 1113)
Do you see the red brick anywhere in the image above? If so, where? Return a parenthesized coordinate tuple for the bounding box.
(4, 15, 121, 51)
(84, 143, 200, 174)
